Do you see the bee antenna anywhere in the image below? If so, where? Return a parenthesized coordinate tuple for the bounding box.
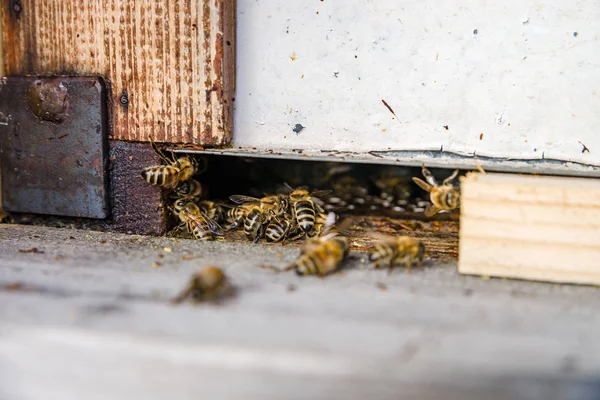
(283, 182, 293, 191)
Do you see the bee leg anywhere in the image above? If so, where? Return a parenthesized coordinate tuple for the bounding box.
(404, 258, 412, 274)
(149, 136, 172, 164)
(424, 204, 441, 217)
(443, 169, 460, 185)
(421, 165, 439, 187)
(386, 257, 397, 276)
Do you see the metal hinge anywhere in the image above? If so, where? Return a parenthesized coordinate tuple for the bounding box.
(0, 76, 109, 219)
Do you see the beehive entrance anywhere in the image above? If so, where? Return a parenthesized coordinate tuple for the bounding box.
(167, 155, 460, 263)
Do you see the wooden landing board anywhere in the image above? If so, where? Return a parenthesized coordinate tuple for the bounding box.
(1, 0, 235, 145)
(458, 172, 600, 285)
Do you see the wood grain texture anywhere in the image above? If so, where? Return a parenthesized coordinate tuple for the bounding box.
(2, 224, 600, 400)
(458, 172, 600, 285)
(1, 0, 235, 145)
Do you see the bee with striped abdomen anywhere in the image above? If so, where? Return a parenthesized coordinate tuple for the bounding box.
(265, 210, 297, 243)
(141, 137, 202, 190)
(286, 185, 332, 234)
(369, 234, 425, 274)
(224, 203, 252, 230)
(412, 165, 460, 217)
(228, 194, 289, 242)
(286, 212, 349, 277)
(171, 266, 230, 304)
(172, 198, 223, 241)
(229, 194, 288, 217)
(243, 204, 269, 242)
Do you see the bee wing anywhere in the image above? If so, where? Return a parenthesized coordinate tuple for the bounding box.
(229, 195, 260, 204)
(412, 177, 433, 193)
(199, 211, 224, 236)
(310, 190, 332, 198)
(424, 204, 441, 217)
(322, 211, 337, 230)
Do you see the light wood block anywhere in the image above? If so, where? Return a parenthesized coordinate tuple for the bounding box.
(458, 172, 600, 285)
(1, 0, 235, 145)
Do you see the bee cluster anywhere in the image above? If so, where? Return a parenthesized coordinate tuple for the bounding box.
(139, 139, 342, 246)
(141, 140, 465, 282)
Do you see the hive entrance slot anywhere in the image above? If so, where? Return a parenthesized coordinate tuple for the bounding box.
(167, 154, 460, 261)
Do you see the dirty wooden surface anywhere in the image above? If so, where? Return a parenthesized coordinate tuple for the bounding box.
(1, 224, 600, 400)
(2, 0, 235, 145)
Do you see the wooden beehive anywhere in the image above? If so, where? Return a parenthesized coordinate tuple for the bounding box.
(2, 0, 235, 145)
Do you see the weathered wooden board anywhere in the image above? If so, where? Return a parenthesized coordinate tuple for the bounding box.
(1, 0, 235, 145)
(459, 172, 600, 285)
(2, 225, 600, 400)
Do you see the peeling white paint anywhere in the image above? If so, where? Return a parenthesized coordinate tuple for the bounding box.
(234, 0, 600, 167)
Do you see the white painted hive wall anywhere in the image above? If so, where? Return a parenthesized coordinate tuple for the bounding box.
(234, 0, 600, 167)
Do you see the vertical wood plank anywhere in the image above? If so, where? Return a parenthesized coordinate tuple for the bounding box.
(1, 0, 235, 145)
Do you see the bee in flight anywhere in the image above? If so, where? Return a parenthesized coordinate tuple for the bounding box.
(170, 266, 230, 304)
(412, 165, 460, 217)
(172, 198, 223, 241)
(286, 212, 349, 277)
(368, 234, 425, 274)
(286, 184, 332, 234)
(141, 137, 204, 190)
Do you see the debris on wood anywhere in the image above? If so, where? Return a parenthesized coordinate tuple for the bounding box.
(19, 247, 44, 254)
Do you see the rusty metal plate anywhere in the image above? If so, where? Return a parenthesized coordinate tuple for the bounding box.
(0, 77, 109, 219)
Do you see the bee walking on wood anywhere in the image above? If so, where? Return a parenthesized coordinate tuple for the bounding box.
(172, 199, 223, 241)
(286, 212, 349, 277)
(171, 266, 230, 304)
(369, 234, 425, 274)
(412, 165, 460, 217)
(286, 185, 332, 234)
(141, 137, 204, 190)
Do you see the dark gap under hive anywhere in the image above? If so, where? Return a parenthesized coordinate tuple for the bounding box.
(172, 155, 460, 262)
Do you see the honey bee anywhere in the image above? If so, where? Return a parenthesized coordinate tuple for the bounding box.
(412, 166, 460, 217)
(286, 212, 349, 277)
(368, 234, 425, 274)
(229, 194, 288, 216)
(198, 200, 226, 224)
(173, 179, 207, 202)
(173, 198, 223, 240)
(287, 186, 332, 234)
(265, 211, 297, 243)
(141, 137, 202, 190)
(171, 266, 229, 304)
(243, 205, 269, 242)
(224, 203, 252, 230)
(228, 194, 289, 242)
